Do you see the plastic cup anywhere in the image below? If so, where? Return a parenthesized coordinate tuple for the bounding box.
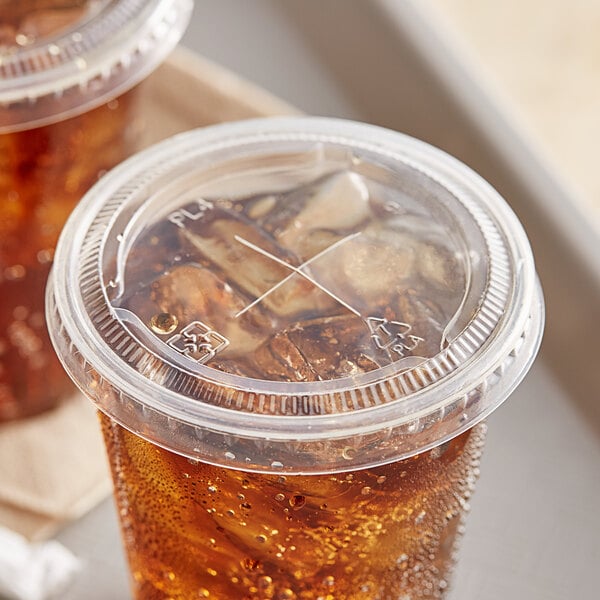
(0, 0, 192, 420)
(47, 117, 544, 598)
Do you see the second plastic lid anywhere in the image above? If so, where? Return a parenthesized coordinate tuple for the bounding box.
(48, 117, 544, 472)
(0, 0, 192, 132)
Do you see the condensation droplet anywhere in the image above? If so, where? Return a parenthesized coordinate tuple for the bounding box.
(275, 493, 285, 502)
(376, 475, 387, 484)
(15, 34, 30, 46)
(289, 495, 306, 510)
(149, 312, 178, 335)
(243, 558, 261, 571)
(48, 44, 60, 56)
(256, 534, 267, 543)
(342, 446, 356, 460)
(207, 485, 217, 493)
(225, 451, 235, 460)
(361, 486, 372, 496)
(12, 306, 28, 321)
(271, 461, 284, 469)
(5, 265, 26, 280)
(37, 249, 53, 264)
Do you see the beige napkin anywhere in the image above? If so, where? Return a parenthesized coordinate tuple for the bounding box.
(0, 395, 111, 541)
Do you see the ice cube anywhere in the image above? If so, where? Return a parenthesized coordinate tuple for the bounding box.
(118, 263, 273, 358)
(183, 217, 337, 318)
(218, 314, 380, 383)
(305, 225, 415, 310)
(416, 241, 465, 295)
(277, 171, 371, 255)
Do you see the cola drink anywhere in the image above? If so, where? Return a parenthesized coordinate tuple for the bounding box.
(102, 416, 486, 599)
(0, 87, 143, 419)
(0, 0, 191, 420)
(47, 118, 544, 598)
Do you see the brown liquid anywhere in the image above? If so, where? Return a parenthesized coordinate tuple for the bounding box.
(101, 415, 486, 599)
(0, 86, 144, 420)
(0, 1, 95, 48)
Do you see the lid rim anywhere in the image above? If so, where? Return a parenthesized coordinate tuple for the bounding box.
(47, 273, 544, 472)
(47, 117, 545, 470)
(0, 0, 192, 132)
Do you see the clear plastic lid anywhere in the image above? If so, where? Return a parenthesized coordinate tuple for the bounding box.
(47, 118, 544, 473)
(0, 0, 192, 132)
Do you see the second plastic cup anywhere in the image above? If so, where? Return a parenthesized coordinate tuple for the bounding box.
(0, 0, 191, 420)
(47, 117, 544, 598)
